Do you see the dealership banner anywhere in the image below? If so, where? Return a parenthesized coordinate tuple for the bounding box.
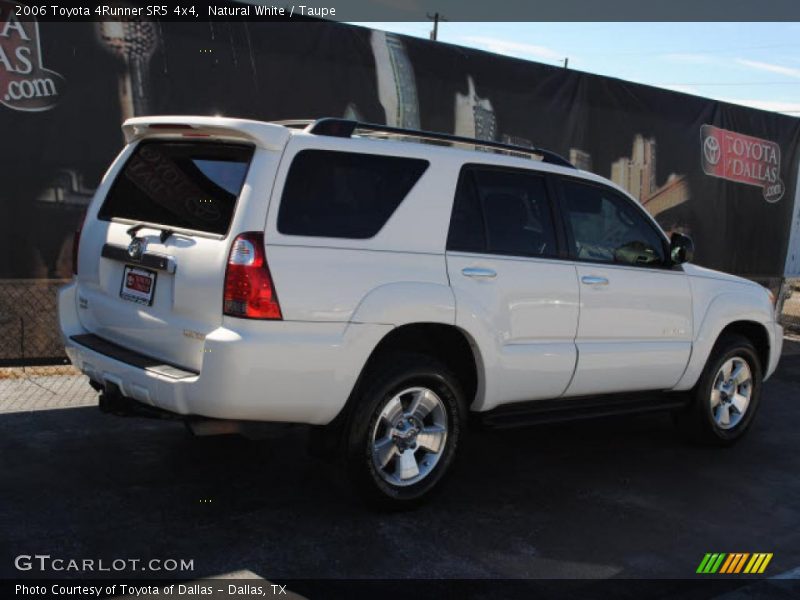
(701, 125, 785, 203)
(1, 15, 799, 282)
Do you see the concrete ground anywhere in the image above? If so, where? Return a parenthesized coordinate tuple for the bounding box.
(1, 343, 800, 590)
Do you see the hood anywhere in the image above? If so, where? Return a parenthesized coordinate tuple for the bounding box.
(682, 263, 759, 288)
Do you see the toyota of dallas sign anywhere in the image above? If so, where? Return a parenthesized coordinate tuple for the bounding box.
(701, 124, 785, 203)
(0, 0, 65, 111)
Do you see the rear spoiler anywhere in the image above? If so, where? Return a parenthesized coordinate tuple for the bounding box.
(122, 116, 292, 151)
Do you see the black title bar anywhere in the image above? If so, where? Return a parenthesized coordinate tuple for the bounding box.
(8, 0, 800, 22)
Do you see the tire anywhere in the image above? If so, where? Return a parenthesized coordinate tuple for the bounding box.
(344, 352, 467, 510)
(674, 334, 763, 446)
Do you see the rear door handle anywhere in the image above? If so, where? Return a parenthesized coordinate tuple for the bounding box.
(581, 275, 609, 285)
(462, 267, 497, 279)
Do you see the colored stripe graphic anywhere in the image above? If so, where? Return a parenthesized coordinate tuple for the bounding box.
(710, 553, 726, 573)
(698, 553, 772, 575)
(758, 554, 773, 573)
(744, 553, 774, 574)
(697, 553, 727, 573)
(719, 554, 737, 574)
(697, 554, 713, 574)
(746, 554, 763, 574)
(733, 553, 750, 573)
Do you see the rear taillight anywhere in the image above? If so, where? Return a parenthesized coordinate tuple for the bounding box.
(72, 210, 86, 276)
(223, 232, 282, 320)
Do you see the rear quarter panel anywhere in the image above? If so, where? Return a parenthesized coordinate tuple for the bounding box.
(263, 134, 463, 323)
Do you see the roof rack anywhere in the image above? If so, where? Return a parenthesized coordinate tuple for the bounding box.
(270, 119, 315, 129)
(300, 117, 575, 169)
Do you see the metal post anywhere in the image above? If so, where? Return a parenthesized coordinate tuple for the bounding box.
(427, 12, 445, 41)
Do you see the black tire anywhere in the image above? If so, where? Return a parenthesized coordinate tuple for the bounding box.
(344, 352, 467, 510)
(674, 334, 763, 446)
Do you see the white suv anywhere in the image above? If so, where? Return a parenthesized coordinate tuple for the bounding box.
(60, 116, 783, 507)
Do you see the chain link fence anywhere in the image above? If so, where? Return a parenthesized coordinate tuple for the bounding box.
(0, 279, 70, 366)
(0, 279, 98, 412)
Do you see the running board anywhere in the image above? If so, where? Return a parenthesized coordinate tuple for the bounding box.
(478, 392, 689, 429)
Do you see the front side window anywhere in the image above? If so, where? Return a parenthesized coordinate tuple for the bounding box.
(447, 167, 558, 258)
(278, 150, 429, 239)
(561, 180, 666, 267)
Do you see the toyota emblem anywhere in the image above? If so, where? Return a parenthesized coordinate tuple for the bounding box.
(127, 237, 146, 260)
(703, 135, 721, 166)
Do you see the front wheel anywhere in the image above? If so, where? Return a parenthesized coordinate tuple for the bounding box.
(674, 334, 763, 446)
(344, 354, 466, 509)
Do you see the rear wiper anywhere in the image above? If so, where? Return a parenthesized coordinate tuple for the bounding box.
(126, 224, 178, 244)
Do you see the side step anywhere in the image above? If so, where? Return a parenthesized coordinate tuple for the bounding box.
(478, 392, 690, 429)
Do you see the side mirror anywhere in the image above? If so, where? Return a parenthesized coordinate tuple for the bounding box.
(670, 232, 694, 265)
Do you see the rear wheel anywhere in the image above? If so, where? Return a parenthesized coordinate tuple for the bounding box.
(674, 334, 762, 446)
(344, 354, 466, 509)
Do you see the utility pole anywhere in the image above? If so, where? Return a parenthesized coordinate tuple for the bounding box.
(427, 12, 446, 41)
(562, 57, 569, 69)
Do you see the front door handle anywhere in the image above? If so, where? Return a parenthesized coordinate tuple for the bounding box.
(462, 267, 497, 279)
(581, 275, 609, 285)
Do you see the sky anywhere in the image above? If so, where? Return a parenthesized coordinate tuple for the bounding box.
(349, 22, 800, 116)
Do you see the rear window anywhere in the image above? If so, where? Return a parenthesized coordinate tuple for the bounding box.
(98, 141, 254, 236)
(277, 150, 429, 239)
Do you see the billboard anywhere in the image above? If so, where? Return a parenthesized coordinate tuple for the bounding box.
(1, 12, 799, 282)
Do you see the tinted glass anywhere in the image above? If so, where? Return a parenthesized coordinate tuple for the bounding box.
(446, 171, 486, 253)
(561, 180, 666, 266)
(278, 150, 429, 239)
(99, 141, 253, 235)
(447, 167, 557, 258)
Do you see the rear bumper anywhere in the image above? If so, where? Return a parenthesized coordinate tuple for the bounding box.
(59, 282, 391, 425)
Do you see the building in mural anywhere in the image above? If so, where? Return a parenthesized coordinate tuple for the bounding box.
(611, 135, 690, 217)
(570, 148, 593, 172)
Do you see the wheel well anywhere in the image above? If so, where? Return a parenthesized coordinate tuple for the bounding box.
(356, 323, 479, 408)
(367, 323, 479, 402)
(718, 320, 769, 372)
(309, 323, 481, 458)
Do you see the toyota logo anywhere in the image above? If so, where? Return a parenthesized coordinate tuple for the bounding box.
(704, 135, 721, 166)
(127, 237, 146, 260)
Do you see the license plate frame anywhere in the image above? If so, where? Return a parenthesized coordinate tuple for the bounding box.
(120, 265, 157, 306)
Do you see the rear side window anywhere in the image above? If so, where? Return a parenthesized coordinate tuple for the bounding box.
(99, 141, 254, 236)
(447, 171, 486, 253)
(277, 150, 429, 239)
(447, 166, 558, 258)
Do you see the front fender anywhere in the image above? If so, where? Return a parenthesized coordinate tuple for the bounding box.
(673, 289, 775, 390)
(350, 282, 456, 326)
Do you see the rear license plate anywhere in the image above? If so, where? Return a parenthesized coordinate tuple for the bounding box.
(120, 265, 157, 305)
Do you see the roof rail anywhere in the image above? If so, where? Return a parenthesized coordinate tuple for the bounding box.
(270, 119, 315, 129)
(305, 117, 575, 169)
